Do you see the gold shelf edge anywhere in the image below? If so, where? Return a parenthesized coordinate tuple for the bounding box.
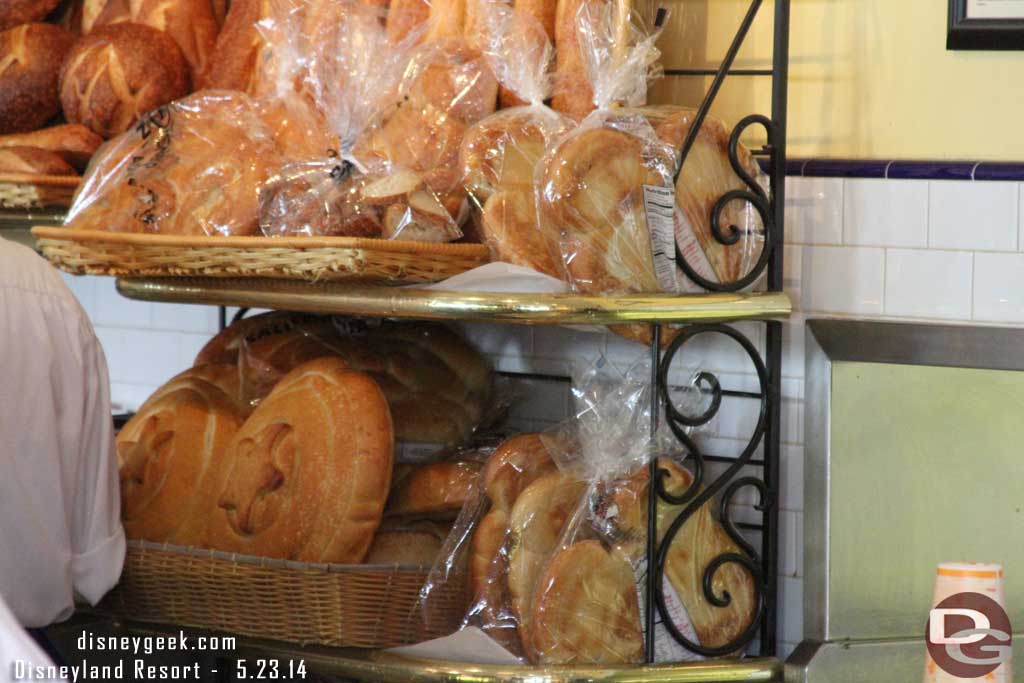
(115, 277, 792, 325)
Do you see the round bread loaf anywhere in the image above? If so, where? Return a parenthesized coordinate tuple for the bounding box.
(59, 22, 189, 138)
(364, 520, 451, 566)
(116, 377, 245, 546)
(206, 357, 394, 563)
(506, 471, 585, 651)
(0, 23, 73, 135)
(529, 540, 643, 664)
(385, 460, 482, 520)
(88, 0, 219, 84)
(0, 0, 60, 31)
(200, 0, 268, 91)
(0, 123, 102, 170)
(0, 146, 76, 175)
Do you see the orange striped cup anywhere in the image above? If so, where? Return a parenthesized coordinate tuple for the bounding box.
(924, 563, 1011, 682)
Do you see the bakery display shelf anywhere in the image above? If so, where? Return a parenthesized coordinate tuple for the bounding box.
(116, 276, 791, 325)
(0, 208, 66, 250)
(0, 173, 78, 210)
(51, 614, 784, 682)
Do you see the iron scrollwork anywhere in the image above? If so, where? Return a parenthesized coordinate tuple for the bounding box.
(676, 115, 779, 294)
(648, 324, 772, 657)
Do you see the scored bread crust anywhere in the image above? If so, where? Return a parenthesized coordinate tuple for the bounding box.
(605, 457, 757, 651)
(206, 357, 394, 563)
(384, 460, 482, 519)
(139, 364, 246, 417)
(529, 540, 643, 664)
(482, 433, 558, 512)
(116, 378, 244, 546)
(0, 0, 61, 32)
(539, 127, 664, 294)
(0, 124, 102, 170)
(0, 23, 74, 135)
(506, 471, 586, 655)
(0, 146, 76, 175)
(89, 0, 220, 84)
(59, 23, 189, 138)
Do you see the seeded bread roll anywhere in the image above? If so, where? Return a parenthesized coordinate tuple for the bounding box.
(0, 0, 61, 31)
(0, 23, 74, 135)
(87, 0, 219, 83)
(59, 23, 189, 138)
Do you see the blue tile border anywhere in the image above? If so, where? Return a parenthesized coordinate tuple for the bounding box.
(757, 158, 1024, 181)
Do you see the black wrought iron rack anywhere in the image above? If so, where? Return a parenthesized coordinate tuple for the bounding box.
(645, 0, 790, 660)
(108, 0, 791, 672)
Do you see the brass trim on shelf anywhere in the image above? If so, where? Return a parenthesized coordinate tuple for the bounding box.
(115, 277, 791, 325)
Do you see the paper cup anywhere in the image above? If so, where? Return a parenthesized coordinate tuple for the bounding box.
(924, 563, 1011, 682)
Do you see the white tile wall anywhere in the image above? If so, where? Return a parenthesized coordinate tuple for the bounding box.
(843, 178, 929, 248)
(49, 173, 1024, 661)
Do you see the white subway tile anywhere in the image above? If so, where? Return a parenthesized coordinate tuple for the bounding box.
(533, 326, 605, 367)
(973, 252, 1024, 323)
(929, 180, 1018, 251)
(780, 444, 804, 512)
(785, 177, 843, 245)
(109, 382, 161, 413)
(92, 276, 152, 329)
(459, 323, 534, 360)
(843, 178, 928, 248)
(178, 333, 214, 369)
(800, 246, 885, 315)
(781, 313, 806, 380)
(149, 302, 220, 334)
(95, 327, 182, 386)
(1019, 183, 1024, 251)
(884, 249, 973, 320)
(60, 273, 98, 313)
(779, 576, 805, 644)
(663, 322, 765, 383)
(781, 397, 803, 446)
(780, 510, 801, 577)
(783, 244, 801, 307)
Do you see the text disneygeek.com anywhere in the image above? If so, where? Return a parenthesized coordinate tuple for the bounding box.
(9, 630, 274, 681)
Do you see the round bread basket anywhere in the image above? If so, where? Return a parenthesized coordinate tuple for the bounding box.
(96, 541, 468, 648)
(32, 227, 490, 284)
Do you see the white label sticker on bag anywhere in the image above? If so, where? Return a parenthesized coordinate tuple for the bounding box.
(634, 557, 706, 662)
(643, 185, 681, 292)
(674, 205, 720, 293)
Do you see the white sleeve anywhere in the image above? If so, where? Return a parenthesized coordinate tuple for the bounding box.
(0, 596, 64, 683)
(69, 330, 126, 606)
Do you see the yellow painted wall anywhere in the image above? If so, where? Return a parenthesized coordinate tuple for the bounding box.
(651, 0, 1024, 160)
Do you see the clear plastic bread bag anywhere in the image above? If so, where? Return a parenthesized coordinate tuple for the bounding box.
(536, 1, 681, 294)
(350, 28, 500, 242)
(627, 105, 768, 292)
(458, 1, 573, 277)
(64, 91, 283, 236)
(256, 0, 416, 237)
(535, 353, 760, 664)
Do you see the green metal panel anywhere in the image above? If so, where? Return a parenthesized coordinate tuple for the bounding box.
(827, 361, 1024, 640)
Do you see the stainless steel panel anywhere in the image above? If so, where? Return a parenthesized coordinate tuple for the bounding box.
(803, 320, 1024, 642)
(784, 637, 1024, 683)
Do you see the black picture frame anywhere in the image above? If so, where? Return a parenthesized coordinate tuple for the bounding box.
(948, 0, 1024, 50)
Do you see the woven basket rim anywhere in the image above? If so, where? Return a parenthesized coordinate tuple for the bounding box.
(126, 539, 443, 574)
(32, 226, 491, 257)
(0, 174, 80, 187)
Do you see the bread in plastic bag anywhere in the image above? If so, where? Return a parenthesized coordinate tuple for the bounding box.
(632, 105, 767, 290)
(65, 91, 282, 236)
(459, 1, 572, 277)
(536, 2, 677, 295)
(352, 36, 499, 241)
(255, 0, 415, 237)
(231, 314, 495, 444)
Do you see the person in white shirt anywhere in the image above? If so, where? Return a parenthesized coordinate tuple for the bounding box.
(0, 594, 64, 683)
(0, 238, 125, 629)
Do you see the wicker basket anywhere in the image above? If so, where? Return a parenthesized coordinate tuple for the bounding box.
(0, 175, 79, 209)
(31, 227, 490, 284)
(96, 541, 468, 648)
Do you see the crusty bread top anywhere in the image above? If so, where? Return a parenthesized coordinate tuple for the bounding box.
(0, 124, 102, 170)
(0, 0, 61, 32)
(385, 460, 482, 519)
(0, 23, 74, 135)
(0, 146, 76, 175)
